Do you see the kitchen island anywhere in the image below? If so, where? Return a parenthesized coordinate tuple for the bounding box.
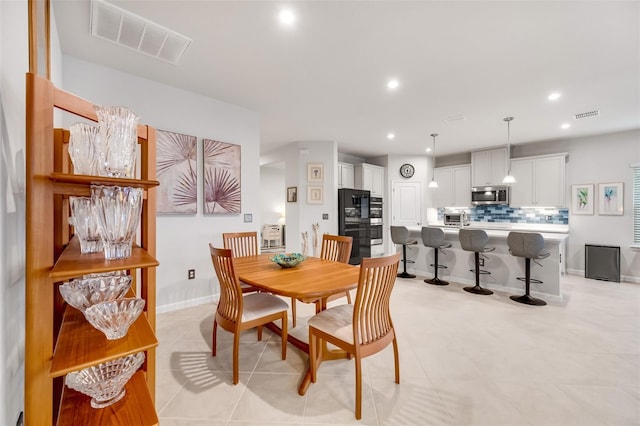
(405, 223, 569, 302)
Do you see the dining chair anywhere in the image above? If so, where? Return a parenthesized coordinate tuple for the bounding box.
(223, 231, 299, 327)
(308, 252, 401, 420)
(209, 245, 288, 384)
(320, 234, 353, 304)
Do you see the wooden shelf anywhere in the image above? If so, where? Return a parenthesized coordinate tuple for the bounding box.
(56, 370, 159, 426)
(50, 305, 158, 377)
(50, 237, 159, 281)
(50, 172, 159, 196)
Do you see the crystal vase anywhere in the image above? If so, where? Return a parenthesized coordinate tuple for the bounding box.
(68, 122, 100, 175)
(91, 185, 143, 260)
(95, 106, 139, 178)
(69, 196, 102, 254)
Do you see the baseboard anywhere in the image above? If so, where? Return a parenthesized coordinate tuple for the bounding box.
(157, 295, 216, 314)
(566, 269, 639, 284)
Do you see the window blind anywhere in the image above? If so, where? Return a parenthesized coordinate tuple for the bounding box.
(634, 165, 640, 244)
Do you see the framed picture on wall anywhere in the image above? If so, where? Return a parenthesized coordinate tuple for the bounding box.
(307, 163, 323, 183)
(307, 185, 323, 204)
(598, 182, 623, 215)
(571, 184, 594, 215)
(287, 186, 297, 203)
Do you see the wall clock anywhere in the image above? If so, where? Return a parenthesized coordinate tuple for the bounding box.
(400, 163, 415, 179)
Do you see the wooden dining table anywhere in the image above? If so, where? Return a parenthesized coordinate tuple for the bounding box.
(233, 253, 360, 395)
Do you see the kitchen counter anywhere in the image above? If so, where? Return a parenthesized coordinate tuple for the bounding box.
(402, 223, 568, 301)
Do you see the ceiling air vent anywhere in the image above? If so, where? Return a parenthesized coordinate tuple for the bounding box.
(90, 0, 192, 64)
(573, 110, 600, 120)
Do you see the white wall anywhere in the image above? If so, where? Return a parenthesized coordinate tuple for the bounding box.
(263, 141, 338, 254)
(513, 130, 639, 282)
(61, 56, 261, 311)
(0, 2, 27, 424)
(260, 164, 285, 227)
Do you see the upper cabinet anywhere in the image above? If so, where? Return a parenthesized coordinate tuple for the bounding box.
(471, 147, 507, 186)
(338, 162, 355, 189)
(433, 164, 471, 207)
(509, 153, 567, 207)
(355, 163, 385, 197)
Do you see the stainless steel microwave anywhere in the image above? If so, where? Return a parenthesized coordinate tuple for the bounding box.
(471, 185, 510, 205)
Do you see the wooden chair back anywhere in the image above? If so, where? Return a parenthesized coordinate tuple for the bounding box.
(353, 252, 401, 347)
(209, 245, 243, 325)
(320, 234, 353, 263)
(223, 232, 258, 257)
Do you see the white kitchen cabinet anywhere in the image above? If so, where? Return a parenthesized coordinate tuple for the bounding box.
(433, 164, 471, 207)
(338, 162, 355, 189)
(355, 163, 385, 196)
(471, 147, 507, 186)
(509, 153, 567, 207)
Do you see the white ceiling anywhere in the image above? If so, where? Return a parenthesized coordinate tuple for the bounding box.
(52, 0, 640, 158)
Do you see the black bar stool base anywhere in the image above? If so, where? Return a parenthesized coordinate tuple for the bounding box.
(397, 272, 416, 278)
(425, 277, 449, 286)
(510, 294, 546, 306)
(463, 285, 493, 295)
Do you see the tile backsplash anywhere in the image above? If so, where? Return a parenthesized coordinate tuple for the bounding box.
(438, 205, 569, 225)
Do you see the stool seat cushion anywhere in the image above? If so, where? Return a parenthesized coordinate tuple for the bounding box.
(390, 226, 412, 245)
(459, 229, 490, 253)
(421, 227, 447, 249)
(507, 232, 549, 259)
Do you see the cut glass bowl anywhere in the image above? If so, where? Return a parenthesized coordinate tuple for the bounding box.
(270, 253, 305, 268)
(65, 352, 145, 409)
(84, 298, 145, 340)
(59, 275, 132, 313)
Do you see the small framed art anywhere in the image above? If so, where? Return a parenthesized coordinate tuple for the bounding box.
(287, 186, 297, 202)
(307, 163, 323, 183)
(598, 182, 623, 215)
(571, 184, 594, 215)
(307, 185, 323, 204)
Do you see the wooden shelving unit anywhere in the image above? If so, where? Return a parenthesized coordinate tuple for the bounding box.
(25, 72, 160, 425)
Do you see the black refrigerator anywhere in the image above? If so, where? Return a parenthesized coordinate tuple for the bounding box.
(338, 188, 371, 265)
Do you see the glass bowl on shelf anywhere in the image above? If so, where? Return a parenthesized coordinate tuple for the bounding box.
(59, 275, 132, 314)
(65, 352, 145, 409)
(84, 298, 145, 340)
(270, 253, 305, 268)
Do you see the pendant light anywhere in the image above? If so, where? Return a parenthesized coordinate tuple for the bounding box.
(502, 117, 516, 184)
(428, 133, 439, 188)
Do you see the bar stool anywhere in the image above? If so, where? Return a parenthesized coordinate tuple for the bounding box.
(507, 232, 550, 306)
(459, 229, 495, 295)
(421, 227, 452, 285)
(390, 226, 418, 278)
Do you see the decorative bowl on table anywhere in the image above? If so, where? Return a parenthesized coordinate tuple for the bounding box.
(65, 352, 145, 409)
(84, 298, 145, 340)
(270, 253, 305, 268)
(59, 275, 132, 313)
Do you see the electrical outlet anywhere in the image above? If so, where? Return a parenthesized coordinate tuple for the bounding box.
(188, 269, 195, 279)
(322, 213, 329, 220)
(546, 215, 553, 221)
(479, 258, 485, 267)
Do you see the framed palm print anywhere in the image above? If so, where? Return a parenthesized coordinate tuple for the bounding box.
(598, 182, 623, 215)
(203, 139, 241, 214)
(156, 129, 197, 214)
(307, 185, 323, 204)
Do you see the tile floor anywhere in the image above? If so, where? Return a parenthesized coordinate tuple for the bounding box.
(156, 273, 639, 425)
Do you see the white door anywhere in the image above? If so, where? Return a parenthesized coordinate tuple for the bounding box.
(391, 181, 422, 227)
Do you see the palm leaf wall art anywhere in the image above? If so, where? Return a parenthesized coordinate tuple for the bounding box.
(202, 139, 241, 214)
(156, 129, 197, 214)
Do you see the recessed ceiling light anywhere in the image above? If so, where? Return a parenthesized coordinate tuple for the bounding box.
(425, 147, 432, 153)
(387, 133, 395, 140)
(548, 92, 561, 101)
(278, 9, 296, 25)
(387, 79, 399, 90)
(561, 123, 571, 129)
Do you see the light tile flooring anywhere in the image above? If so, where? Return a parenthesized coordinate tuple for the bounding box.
(156, 274, 639, 425)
